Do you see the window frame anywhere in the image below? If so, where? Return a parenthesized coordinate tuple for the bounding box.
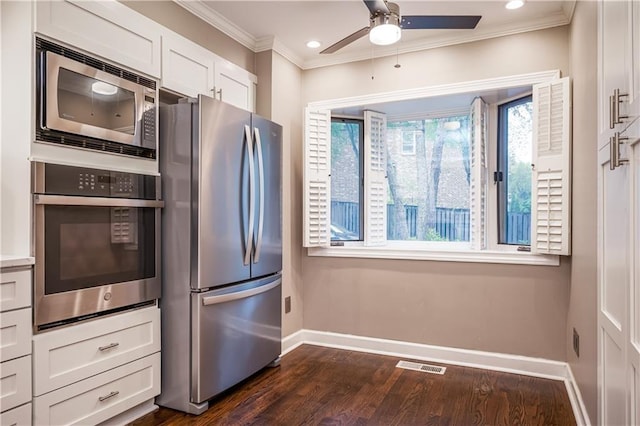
(496, 94, 533, 248)
(304, 70, 564, 266)
(330, 116, 365, 242)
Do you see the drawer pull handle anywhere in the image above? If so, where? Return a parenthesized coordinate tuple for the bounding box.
(98, 391, 120, 402)
(98, 342, 119, 352)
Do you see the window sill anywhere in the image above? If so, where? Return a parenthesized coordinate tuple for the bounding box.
(307, 244, 560, 266)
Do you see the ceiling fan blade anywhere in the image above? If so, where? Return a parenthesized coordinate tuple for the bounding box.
(320, 26, 370, 54)
(363, 0, 389, 16)
(400, 15, 481, 30)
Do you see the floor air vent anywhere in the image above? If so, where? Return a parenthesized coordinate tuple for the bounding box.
(396, 360, 446, 375)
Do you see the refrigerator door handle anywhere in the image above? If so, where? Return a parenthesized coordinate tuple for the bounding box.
(253, 127, 265, 263)
(244, 124, 255, 266)
(201, 278, 281, 305)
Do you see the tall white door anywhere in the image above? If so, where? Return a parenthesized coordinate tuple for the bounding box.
(598, 141, 630, 426)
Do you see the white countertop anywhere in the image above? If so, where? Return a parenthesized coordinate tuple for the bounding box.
(1, 255, 35, 269)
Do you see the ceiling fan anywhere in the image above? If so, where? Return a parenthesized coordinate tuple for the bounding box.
(320, 0, 482, 54)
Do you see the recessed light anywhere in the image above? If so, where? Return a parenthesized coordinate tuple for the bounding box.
(505, 0, 524, 10)
(306, 40, 321, 49)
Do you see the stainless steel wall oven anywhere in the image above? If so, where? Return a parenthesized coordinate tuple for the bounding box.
(32, 162, 163, 331)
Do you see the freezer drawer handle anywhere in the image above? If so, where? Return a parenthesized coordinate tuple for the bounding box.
(202, 278, 281, 306)
(98, 391, 120, 402)
(98, 342, 120, 352)
(244, 124, 255, 266)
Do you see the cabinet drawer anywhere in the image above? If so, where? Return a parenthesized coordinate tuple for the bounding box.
(0, 403, 32, 426)
(34, 352, 160, 426)
(0, 269, 31, 312)
(0, 356, 32, 412)
(33, 306, 160, 396)
(0, 308, 32, 362)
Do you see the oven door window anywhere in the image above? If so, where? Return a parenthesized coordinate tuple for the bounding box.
(44, 205, 155, 294)
(57, 68, 136, 135)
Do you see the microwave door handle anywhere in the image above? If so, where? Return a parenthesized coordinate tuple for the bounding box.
(244, 124, 255, 266)
(253, 127, 264, 264)
(34, 194, 164, 208)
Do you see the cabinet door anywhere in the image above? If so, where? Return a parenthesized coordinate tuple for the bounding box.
(161, 33, 215, 98)
(35, 0, 161, 77)
(214, 60, 257, 112)
(598, 142, 631, 426)
(598, 0, 630, 148)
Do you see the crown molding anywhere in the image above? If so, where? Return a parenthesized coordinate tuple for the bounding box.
(174, 1, 574, 71)
(255, 36, 305, 69)
(174, 0, 255, 50)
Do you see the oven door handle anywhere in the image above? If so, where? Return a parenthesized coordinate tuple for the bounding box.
(34, 194, 164, 208)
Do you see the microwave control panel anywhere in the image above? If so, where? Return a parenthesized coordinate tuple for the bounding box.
(39, 163, 157, 199)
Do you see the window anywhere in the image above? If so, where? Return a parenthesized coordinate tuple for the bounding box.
(387, 115, 470, 242)
(303, 73, 571, 263)
(330, 118, 363, 241)
(497, 96, 533, 246)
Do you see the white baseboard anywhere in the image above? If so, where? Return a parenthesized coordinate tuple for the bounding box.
(282, 329, 591, 426)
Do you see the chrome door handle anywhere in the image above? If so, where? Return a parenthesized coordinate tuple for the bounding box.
(613, 132, 629, 168)
(609, 95, 615, 129)
(244, 124, 255, 266)
(34, 195, 164, 208)
(98, 390, 120, 402)
(253, 127, 265, 263)
(98, 342, 120, 352)
(610, 136, 617, 171)
(612, 88, 629, 127)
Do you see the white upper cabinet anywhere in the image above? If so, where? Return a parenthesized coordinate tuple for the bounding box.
(214, 60, 257, 112)
(35, 0, 161, 78)
(161, 31, 216, 99)
(160, 31, 257, 112)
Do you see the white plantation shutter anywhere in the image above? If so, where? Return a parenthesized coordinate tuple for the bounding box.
(531, 77, 571, 255)
(469, 97, 488, 250)
(364, 111, 388, 246)
(303, 108, 331, 247)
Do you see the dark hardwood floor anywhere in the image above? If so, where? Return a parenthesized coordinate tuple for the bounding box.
(131, 344, 576, 425)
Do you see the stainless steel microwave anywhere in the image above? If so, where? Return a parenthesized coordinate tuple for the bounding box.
(36, 38, 157, 159)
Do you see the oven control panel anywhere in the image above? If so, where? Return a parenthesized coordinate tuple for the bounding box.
(38, 163, 157, 199)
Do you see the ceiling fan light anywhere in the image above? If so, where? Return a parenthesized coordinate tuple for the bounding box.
(369, 23, 401, 46)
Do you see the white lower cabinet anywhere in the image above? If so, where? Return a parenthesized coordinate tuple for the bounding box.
(32, 305, 161, 425)
(34, 353, 160, 426)
(0, 355, 32, 412)
(0, 403, 32, 426)
(33, 306, 160, 396)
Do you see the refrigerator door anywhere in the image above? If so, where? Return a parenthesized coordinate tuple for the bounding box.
(194, 96, 252, 290)
(191, 274, 282, 403)
(250, 116, 282, 278)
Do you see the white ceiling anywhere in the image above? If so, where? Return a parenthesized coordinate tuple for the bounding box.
(176, 0, 576, 69)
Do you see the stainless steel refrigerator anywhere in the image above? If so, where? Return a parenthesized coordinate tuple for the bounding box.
(157, 95, 282, 415)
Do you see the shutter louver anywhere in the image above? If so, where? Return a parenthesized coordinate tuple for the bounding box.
(364, 111, 387, 246)
(303, 108, 331, 247)
(531, 77, 571, 255)
(469, 97, 488, 250)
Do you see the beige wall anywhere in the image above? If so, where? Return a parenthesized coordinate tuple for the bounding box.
(270, 52, 305, 336)
(300, 25, 573, 360)
(255, 49, 305, 336)
(122, 1, 255, 73)
(567, 1, 598, 422)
